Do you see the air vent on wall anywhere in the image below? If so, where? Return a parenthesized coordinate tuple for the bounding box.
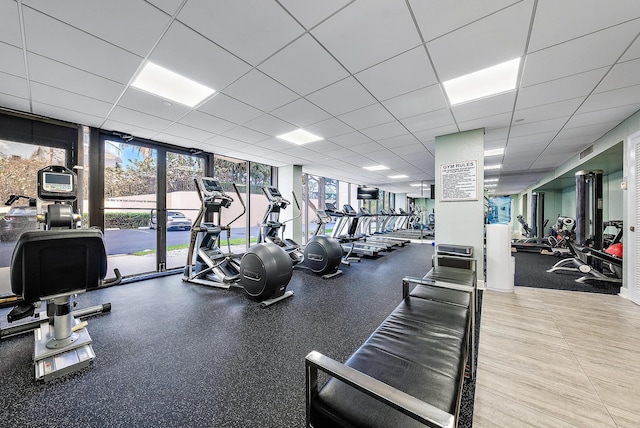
(579, 145, 594, 159)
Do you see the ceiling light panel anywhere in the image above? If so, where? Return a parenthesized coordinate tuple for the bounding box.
(389, 174, 408, 179)
(363, 165, 389, 171)
(276, 129, 323, 145)
(443, 58, 520, 105)
(484, 148, 504, 157)
(484, 164, 502, 170)
(131, 61, 215, 107)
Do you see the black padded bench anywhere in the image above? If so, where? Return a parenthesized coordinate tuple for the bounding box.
(305, 273, 475, 428)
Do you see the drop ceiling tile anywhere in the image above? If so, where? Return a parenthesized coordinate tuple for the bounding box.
(311, 0, 421, 73)
(255, 137, 293, 152)
(107, 106, 174, 133)
(409, 0, 521, 42)
(197, 94, 263, 125)
(528, 1, 640, 52)
(350, 141, 385, 152)
(0, 71, 28, 98)
(0, 43, 25, 78)
(221, 126, 270, 144)
(338, 103, 395, 130)
(361, 121, 407, 141)
(178, 110, 237, 135)
(177, 0, 304, 65)
(101, 119, 160, 140)
(258, 34, 349, 96)
(566, 105, 639, 130)
(271, 98, 331, 127)
(458, 112, 512, 132)
(401, 108, 456, 134)
(162, 122, 215, 142)
(0, 1, 22, 47)
(278, 0, 351, 29)
(510, 118, 568, 138)
(244, 114, 297, 137)
(305, 117, 354, 139)
(307, 140, 346, 154)
(595, 57, 640, 93)
(514, 98, 583, 124)
(145, 0, 184, 15)
(27, 53, 124, 104)
(33, 102, 105, 128)
(506, 132, 556, 149)
(394, 143, 427, 155)
(485, 127, 509, 142)
(521, 20, 640, 87)
(203, 135, 251, 152)
(427, 1, 532, 80)
(383, 85, 449, 119)
(516, 67, 608, 109)
(150, 21, 251, 92)
(23, 8, 142, 84)
(117, 88, 191, 121)
(306, 77, 377, 116)
(378, 133, 421, 148)
(451, 91, 515, 123)
(578, 84, 640, 113)
(23, 0, 170, 56)
(31, 82, 113, 119)
(555, 122, 618, 140)
(0, 92, 30, 112)
(222, 69, 298, 112)
(414, 126, 458, 146)
(154, 132, 200, 148)
(621, 34, 640, 61)
(355, 46, 437, 101)
(329, 132, 371, 147)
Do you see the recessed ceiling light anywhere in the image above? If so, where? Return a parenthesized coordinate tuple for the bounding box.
(389, 174, 408, 179)
(276, 129, 323, 145)
(484, 148, 504, 157)
(484, 184, 498, 188)
(131, 61, 215, 108)
(484, 164, 501, 170)
(484, 178, 499, 183)
(363, 165, 389, 171)
(443, 58, 520, 105)
(410, 183, 428, 187)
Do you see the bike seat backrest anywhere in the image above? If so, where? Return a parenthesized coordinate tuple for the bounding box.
(11, 229, 107, 302)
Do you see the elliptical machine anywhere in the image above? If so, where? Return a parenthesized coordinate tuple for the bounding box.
(259, 186, 305, 265)
(183, 177, 294, 307)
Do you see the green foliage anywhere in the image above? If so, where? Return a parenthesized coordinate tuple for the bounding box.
(105, 212, 151, 229)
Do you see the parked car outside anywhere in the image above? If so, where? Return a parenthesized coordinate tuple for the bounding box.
(148, 210, 192, 231)
(0, 205, 38, 241)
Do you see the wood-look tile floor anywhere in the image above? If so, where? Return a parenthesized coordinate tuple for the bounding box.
(473, 287, 640, 428)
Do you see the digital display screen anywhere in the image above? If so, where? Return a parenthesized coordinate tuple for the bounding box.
(42, 172, 73, 192)
(357, 187, 379, 200)
(267, 187, 282, 197)
(202, 178, 223, 192)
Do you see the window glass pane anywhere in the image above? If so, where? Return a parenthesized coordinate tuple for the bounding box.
(0, 141, 67, 296)
(103, 141, 158, 277)
(165, 152, 205, 269)
(214, 155, 249, 252)
(249, 162, 272, 247)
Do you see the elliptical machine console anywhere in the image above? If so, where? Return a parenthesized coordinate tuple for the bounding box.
(183, 177, 294, 307)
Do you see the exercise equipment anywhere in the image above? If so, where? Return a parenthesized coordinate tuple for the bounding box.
(305, 209, 344, 278)
(259, 186, 304, 265)
(325, 203, 380, 258)
(511, 192, 552, 253)
(2, 165, 118, 381)
(183, 177, 293, 307)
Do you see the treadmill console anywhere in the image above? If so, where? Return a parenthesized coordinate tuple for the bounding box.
(200, 177, 224, 193)
(343, 204, 357, 215)
(316, 209, 332, 223)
